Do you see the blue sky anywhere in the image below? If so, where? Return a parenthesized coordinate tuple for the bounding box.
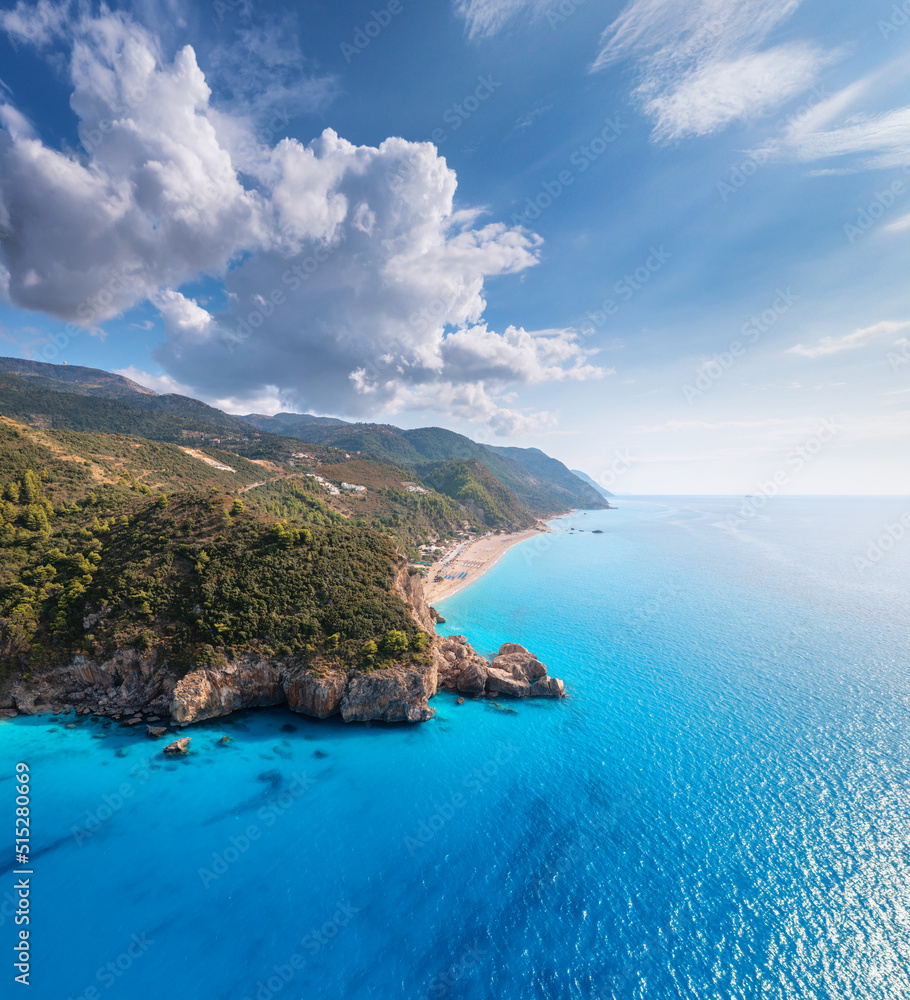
(0, 0, 909, 493)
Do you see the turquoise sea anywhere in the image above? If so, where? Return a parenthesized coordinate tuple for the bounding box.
(3, 496, 910, 999)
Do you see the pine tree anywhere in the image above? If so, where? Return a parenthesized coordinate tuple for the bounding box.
(21, 470, 41, 504)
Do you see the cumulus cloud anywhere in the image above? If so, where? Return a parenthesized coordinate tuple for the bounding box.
(154, 130, 602, 422)
(592, 0, 832, 141)
(0, 5, 604, 433)
(788, 320, 910, 359)
(0, 7, 263, 324)
(115, 364, 288, 416)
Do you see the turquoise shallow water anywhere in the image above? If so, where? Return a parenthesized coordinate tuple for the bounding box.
(3, 496, 910, 999)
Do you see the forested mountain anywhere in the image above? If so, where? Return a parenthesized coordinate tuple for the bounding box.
(242, 414, 608, 514)
(420, 460, 536, 531)
(0, 357, 156, 399)
(0, 358, 608, 516)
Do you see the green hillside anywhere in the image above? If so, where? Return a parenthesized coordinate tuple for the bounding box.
(0, 357, 157, 400)
(421, 459, 535, 530)
(0, 418, 426, 683)
(243, 413, 607, 515)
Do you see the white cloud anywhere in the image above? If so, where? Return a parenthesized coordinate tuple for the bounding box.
(643, 44, 827, 142)
(884, 211, 910, 233)
(592, 0, 831, 141)
(0, 6, 604, 434)
(451, 0, 833, 141)
(0, 0, 70, 47)
(758, 63, 910, 170)
(0, 8, 263, 323)
(153, 131, 605, 427)
(116, 365, 290, 416)
(783, 104, 910, 169)
(113, 366, 181, 395)
(453, 0, 543, 39)
(788, 320, 910, 359)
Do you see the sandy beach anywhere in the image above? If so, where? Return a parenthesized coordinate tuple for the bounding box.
(423, 522, 551, 606)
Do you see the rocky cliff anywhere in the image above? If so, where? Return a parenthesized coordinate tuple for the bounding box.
(0, 561, 563, 726)
(1, 649, 438, 726)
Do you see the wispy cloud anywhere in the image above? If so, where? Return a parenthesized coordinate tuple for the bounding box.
(641, 45, 826, 142)
(758, 62, 910, 170)
(788, 320, 910, 359)
(785, 104, 910, 169)
(509, 102, 552, 135)
(884, 211, 910, 233)
(453, 0, 544, 39)
(591, 0, 832, 141)
(452, 0, 833, 141)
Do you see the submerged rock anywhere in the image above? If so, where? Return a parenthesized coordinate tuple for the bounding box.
(146, 725, 168, 738)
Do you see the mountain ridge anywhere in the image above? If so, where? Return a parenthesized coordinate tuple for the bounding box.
(0, 357, 608, 517)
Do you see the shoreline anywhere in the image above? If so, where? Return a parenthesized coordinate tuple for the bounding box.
(423, 518, 559, 607)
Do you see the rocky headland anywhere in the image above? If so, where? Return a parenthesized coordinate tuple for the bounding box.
(0, 566, 564, 727)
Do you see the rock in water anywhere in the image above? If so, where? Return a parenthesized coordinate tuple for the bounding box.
(434, 636, 565, 701)
(497, 642, 528, 655)
(146, 725, 168, 738)
(484, 668, 530, 698)
(492, 648, 547, 683)
(456, 659, 487, 696)
(531, 675, 566, 697)
(162, 737, 191, 755)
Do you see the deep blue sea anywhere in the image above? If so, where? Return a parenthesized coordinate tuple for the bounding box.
(4, 497, 910, 1000)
